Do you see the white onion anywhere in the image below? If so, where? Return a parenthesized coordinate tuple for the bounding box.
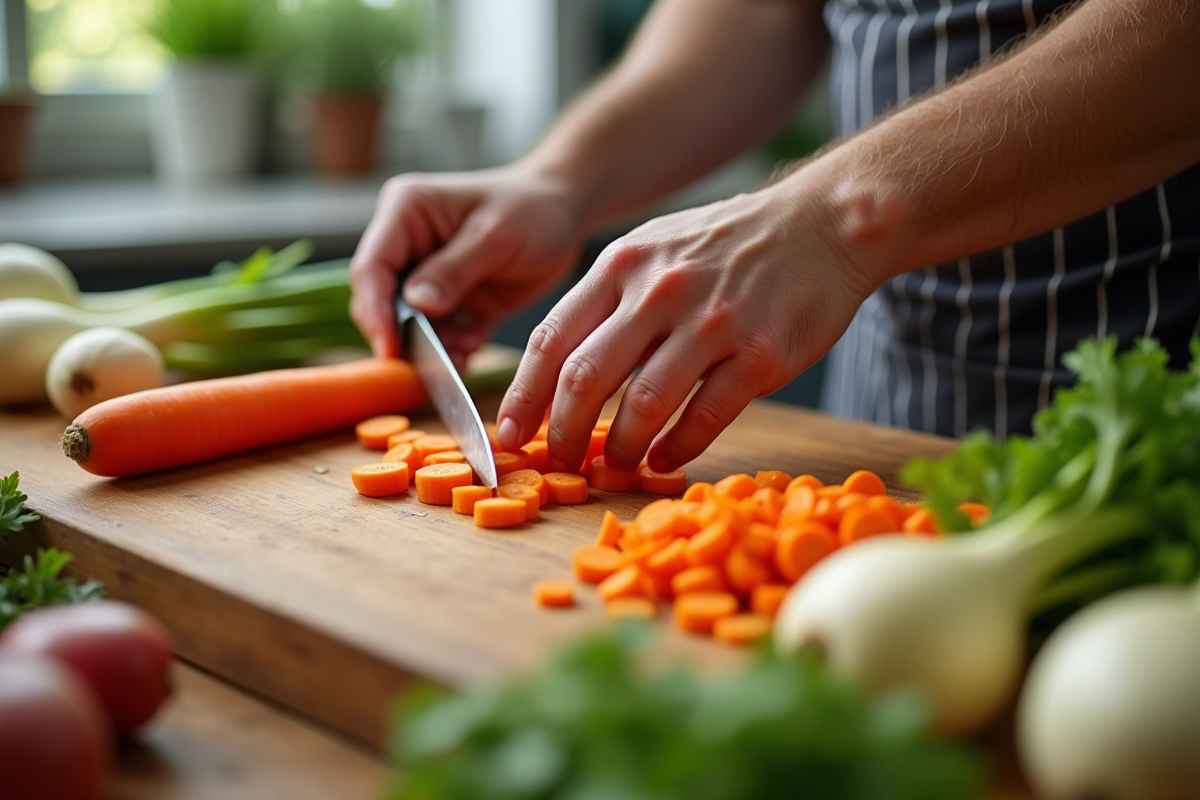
(45, 327, 164, 419)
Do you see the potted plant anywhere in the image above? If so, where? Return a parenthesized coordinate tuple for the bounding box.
(144, 0, 267, 186)
(0, 83, 39, 187)
(281, 0, 427, 177)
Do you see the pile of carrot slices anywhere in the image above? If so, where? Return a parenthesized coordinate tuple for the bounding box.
(556, 468, 965, 647)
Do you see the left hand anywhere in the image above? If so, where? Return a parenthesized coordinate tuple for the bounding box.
(493, 182, 879, 473)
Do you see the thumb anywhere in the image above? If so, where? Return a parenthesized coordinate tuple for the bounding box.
(402, 214, 518, 318)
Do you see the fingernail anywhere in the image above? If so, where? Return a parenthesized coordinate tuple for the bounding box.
(405, 281, 442, 311)
(496, 416, 519, 450)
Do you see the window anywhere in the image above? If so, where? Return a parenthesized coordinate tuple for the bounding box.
(26, 0, 165, 92)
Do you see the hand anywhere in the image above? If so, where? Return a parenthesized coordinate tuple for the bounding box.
(494, 184, 878, 473)
(349, 166, 584, 369)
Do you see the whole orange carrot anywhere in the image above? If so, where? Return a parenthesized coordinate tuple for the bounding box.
(62, 358, 427, 477)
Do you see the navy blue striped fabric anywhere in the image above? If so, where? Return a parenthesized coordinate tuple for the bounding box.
(818, 0, 1200, 438)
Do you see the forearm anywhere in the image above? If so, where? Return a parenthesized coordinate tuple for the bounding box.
(782, 0, 1200, 286)
(521, 0, 829, 231)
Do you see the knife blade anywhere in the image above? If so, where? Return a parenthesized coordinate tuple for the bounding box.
(396, 291, 498, 488)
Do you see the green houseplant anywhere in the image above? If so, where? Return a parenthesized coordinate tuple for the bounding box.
(281, 0, 427, 176)
(143, 0, 268, 186)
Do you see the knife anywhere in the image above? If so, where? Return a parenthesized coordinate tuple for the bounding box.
(396, 289, 498, 488)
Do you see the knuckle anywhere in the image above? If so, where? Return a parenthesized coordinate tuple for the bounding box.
(738, 334, 783, 378)
(527, 319, 567, 363)
(504, 381, 537, 411)
(558, 355, 601, 399)
(688, 395, 735, 439)
(622, 378, 671, 422)
(696, 298, 736, 339)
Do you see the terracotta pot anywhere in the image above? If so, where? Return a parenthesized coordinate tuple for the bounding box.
(0, 97, 37, 187)
(311, 94, 383, 177)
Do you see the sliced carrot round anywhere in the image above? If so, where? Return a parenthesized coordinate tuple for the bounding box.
(423, 449, 466, 467)
(751, 583, 791, 619)
(958, 500, 991, 526)
(671, 565, 727, 596)
(579, 429, 607, 476)
(605, 596, 657, 620)
(500, 469, 549, 506)
(842, 469, 887, 496)
(473, 497, 527, 529)
(451, 485, 494, 515)
(594, 509, 624, 548)
(356, 415, 410, 450)
(598, 565, 646, 602)
(350, 461, 409, 497)
(753, 470, 792, 493)
(588, 457, 640, 492)
(741, 522, 779, 562)
(520, 440, 550, 473)
(532, 579, 574, 608)
(572, 544, 622, 584)
(382, 441, 420, 473)
(412, 434, 458, 464)
(838, 504, 899, 545)
(498, 483, 540, 520)
(387, 428, 428, 448)
(724, 544, 773, 595)
(644, 537, 689, 577)
(673, 590, 738, 635)
(682, 482, 715, 502)
(544, 472, 589, 504)
(713, 473, 758, 501)
(775, 520, 838, 583)
(618, 538, 670, 569)
(713, 613, 772, 646)
(784, 474, 824, 495)
(684, 519, 735, 567)
(414, 462, 474, 505)
(494, 450, 531, 478)
(903, 507, 940, 536)
(639, 467, 687, 496)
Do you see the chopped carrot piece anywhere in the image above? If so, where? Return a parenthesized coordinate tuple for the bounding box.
(671, 565, 727, 596)
(573, 545, 622, 583)
(494, 450, 530, 478)
(544, 472, 589, 504)
(532, 579, 574, 608)
(785, 474, 824, 495)
(863, 494, 905, 528)
(498, 484, 540, 520)
(777, 485, 818, 528)
(413, 434, 458, 464)
(644, 537, 689, 577)
(811, 496, 846, 527)
(725, 544, 774, 595)
(593, 417, 614, 432)
(842, 469, 887, 496)
(682, 482, 715, 502)
(713, 613, 772, 646)
(673, 590, 738, 635)
(713, 473, 758, 501)
(895, 501, 922, 522)
(745, 486, 784, 525)
(533, 416, 551, 441)
(414, 462, 474, 505)
(834, 492, 869, 513)
(684, 519, 735, 567)
(500, 469, 549, 506)
(635, 498, 699, 540)
(387, 428, 428, 448)
(606, 596, 658, 620)
(588, 457, 640, 492)
(741, 522, 779, 562)
(640, 570, 675, 601)
(958, 501, 991, 526)
(579, 429, 607, 476)
(382, 441, 420, 474)
(639, 467, 687, 496)
(751, 583, 790, 618)
(595, 509, 624, 548)
(350, 461, 409, 497)
(775, 521, 838, 583)
(473, 497, 527, 529)
(815, 484, 849, 499)
(451, 485, 494, 515)
(838, 504, 899, 545)
(598, 565, 646, 602)
(616, 526, 644, 552)
(423, 449, 467, 467)
(618, 537, 670, 569)
(754, 470, 792, 493)
(520, 440, 550, 473)
(902, 507, 940, 536)
(355, 415, 410, 450)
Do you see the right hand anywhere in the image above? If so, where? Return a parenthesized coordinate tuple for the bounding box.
(349, 166, 584, 368)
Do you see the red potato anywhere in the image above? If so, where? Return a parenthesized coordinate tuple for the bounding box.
(0, 655, 111, 800)
(0, 600, 174, 735)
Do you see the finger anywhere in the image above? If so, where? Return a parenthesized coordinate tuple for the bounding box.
(645, 358, 758, 473)
(403, 211, 520, 319)
(601, 332, 722, 472)
(495, 273, 618, 452)
(349, 265, 399, 357)
(544, 307, 663, 472)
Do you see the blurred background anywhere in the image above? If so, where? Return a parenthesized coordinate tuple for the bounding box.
(0, 0, 833, 406)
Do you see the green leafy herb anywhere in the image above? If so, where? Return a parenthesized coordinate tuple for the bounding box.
(901, 337, 1200, 618)
(0, 548, 106, 632)
(1, 471, 40, 536)
(387, 625, 985, 800)
(145, 0, 268, 59)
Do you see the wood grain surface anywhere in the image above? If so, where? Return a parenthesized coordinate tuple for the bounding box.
(0, 361, 955, 751)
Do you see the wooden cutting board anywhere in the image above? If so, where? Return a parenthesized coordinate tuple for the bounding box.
(0, 354, 955, 749)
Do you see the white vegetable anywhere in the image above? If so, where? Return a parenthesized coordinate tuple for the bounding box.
(1017, 583, 1200, 800)
(45, 327, 164, 419)
(0, 243, 78, 304)
(773, 535, 1034, 735)
(0, 299, 97, 405)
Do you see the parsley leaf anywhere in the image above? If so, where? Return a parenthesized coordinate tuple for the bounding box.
(0, 471, 40, 536)
(0, 548, 106, 632)
(387, 625, 985, 800)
